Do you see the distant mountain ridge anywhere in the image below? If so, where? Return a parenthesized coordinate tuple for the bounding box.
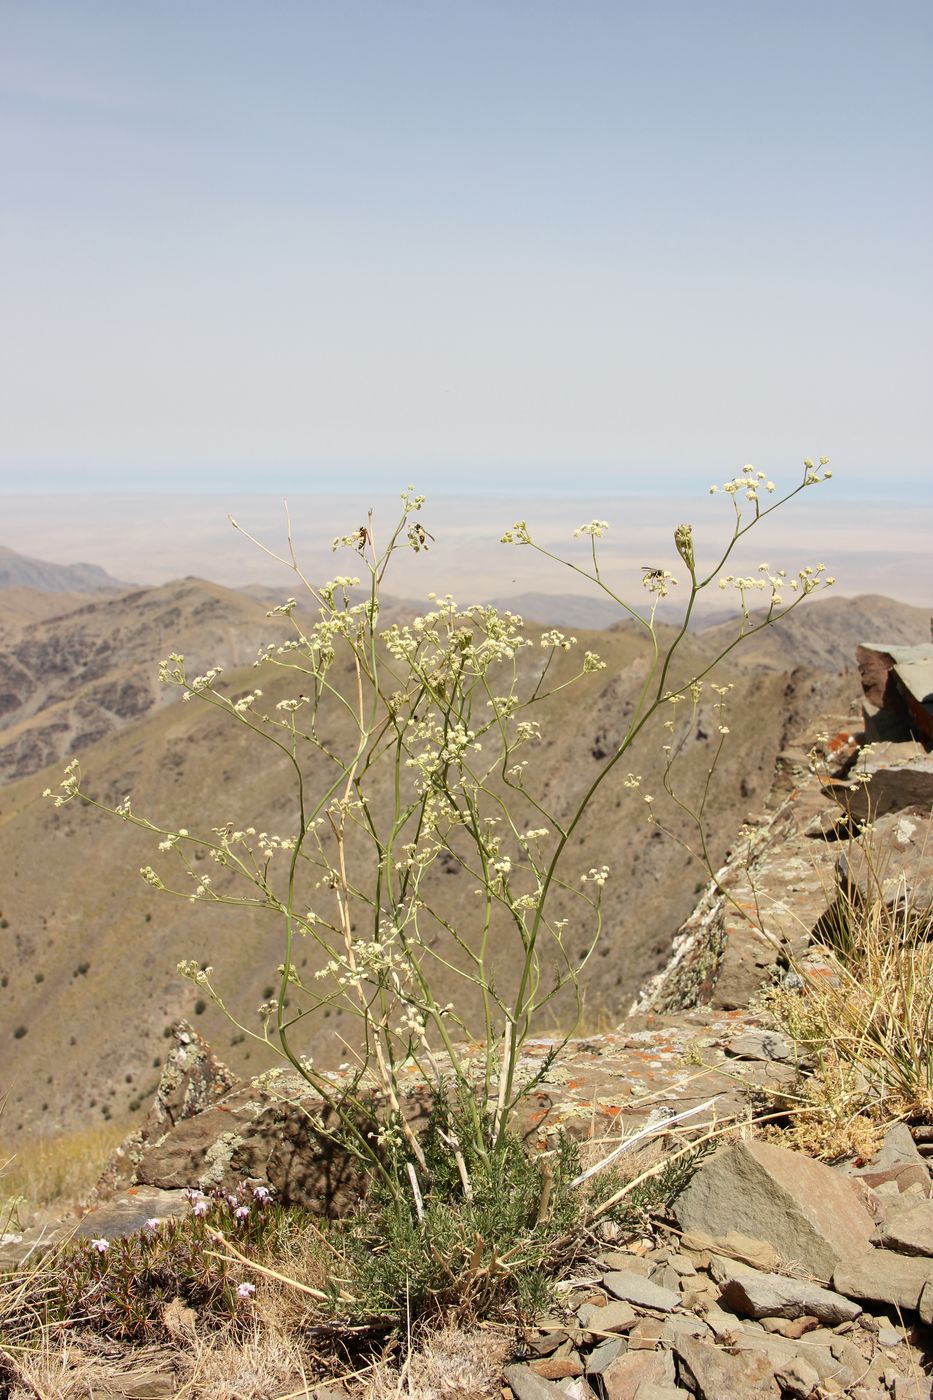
(0, 543, 132, 594)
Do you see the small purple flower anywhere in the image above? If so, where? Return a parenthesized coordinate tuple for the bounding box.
(90, 1238, 109, 1253)
(226, 1194, 239, 1208)
(234, 1205, 250, 1220)
(143, 1218, 161, 1232)
(236, 1281, 256, 1299)
(252, 1185, 271, 1204)
(192, 1200, 209, 1217)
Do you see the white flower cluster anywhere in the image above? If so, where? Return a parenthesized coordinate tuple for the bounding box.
(709, 466, 775, 499)
(233, 689, 262, 713)
(177, 959, 213, 986)
(717, 562, 834, 604)
(184, 666, 223, 698)
(500, 520, 532, 545)
(573, 520, 610, 539)
(540, 629, 577, 650)
(43, 758, 80, 807)
(581, 864, 611, 888)
(642, 569, 678, 598)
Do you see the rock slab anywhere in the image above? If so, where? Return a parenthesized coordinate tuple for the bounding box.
(673, 1137, 875, 1281)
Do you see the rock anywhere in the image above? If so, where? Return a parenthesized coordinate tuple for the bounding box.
(576, 1300, 638, 1333)
(708, 1255, 860, 1324)
(874, 1198, 933, 1255)
(836, 806, 933, 914)
(601, 1272, 680, 1312)
(73, 1186, 192, 1241)
(827, 742, 933, 821)
(583, 1338, 625, 1376)
(598, 1251, 654, 1276)
(833, 1251, 933, 1311)
(892, 1379, 933, 1400)
(672, 1334, 779, 1399)
(503, 1364, 565, 1399)
(727, 1330, 841, 1386)
(673, 1139, 875, 1281)
(627, 1317, 665, 1349)
(678, 1226, 782, 1272)
(632, 1388, 687, 1400)
(725, 1031, 794, 1062)
(845, 1123, 932, 1196)
(141, 1021, 239, 1134)
(660, 1314, 710, 1343)
(663, 1252, 697, 1277)
(918, 1278, 933, 1326)
(601, 1349, 675, 1400)
(760, 1316, 819, 1338)
(773, 1358, 820, 1399)
(530, 1356, 584, 1381)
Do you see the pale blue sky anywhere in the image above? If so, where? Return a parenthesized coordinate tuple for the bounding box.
(1, 1, 931, 510)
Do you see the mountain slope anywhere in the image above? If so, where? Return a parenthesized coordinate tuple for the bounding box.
(0, 544, 131, 594)
(0, 579, 294, 783)
(0, 625, 857, 1143)
(700, 593, 932, 672)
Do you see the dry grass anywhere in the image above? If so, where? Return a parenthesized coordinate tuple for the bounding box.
(0, 1119, 130, 1216)
(767, 848, 933, 1158)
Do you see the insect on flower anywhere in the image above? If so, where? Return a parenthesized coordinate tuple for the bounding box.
(408, 522, 435, 552)
(354, 525, 370, 553)
(641, 566, 665, 582)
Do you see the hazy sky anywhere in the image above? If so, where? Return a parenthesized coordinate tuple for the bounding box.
(1, 2, 931, 596)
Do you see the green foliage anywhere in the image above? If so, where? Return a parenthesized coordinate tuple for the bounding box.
(44, 1186, 300, 1341)
(337, 1095, 583, 1326)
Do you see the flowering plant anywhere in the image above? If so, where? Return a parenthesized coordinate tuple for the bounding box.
(50, 463, 833, 1206)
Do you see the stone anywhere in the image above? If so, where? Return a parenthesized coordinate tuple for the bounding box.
(627, 1317, 665, 1349)
(833, 1251, 933, 1311)
(598, 1251, 654, 1276)
(503, 1364, 565, 1400)
(773, 1358, 820, 1399)
(576, 1300, 638, 1333)
(601, 1273, 680, 1312)
(728, 1331, 841, 1386)
(892, 1379, 933, 1400)
(660, 1314, 710, 1343)
(583, 1338, 625, 1376)
(672, 1139, 875, 1281)
(663, 1252, 697, 1277)
(708, 1255, 861, 1324)
(73, 1186, 192, 1242)
(760, 1316, 819, 1338)
(672, 1334, 779, 1399)
(918, 1278, 933, 1326)
(530, 1357, 583, 1381)
(874, 1198, 933, 1255)
(601, 1349, 675, 1400)
(649, 1264, 682, 1293)
(725, 1030, 794, 1062)
(555, 1380, 598, 1400)
(828, 743, 933, 821)
(632, 1388, 687, 1400)
(836, 806, 933, 914)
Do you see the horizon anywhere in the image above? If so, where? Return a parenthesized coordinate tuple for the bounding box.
(2, 485, 931, 611)
(2, 2, 931, 519)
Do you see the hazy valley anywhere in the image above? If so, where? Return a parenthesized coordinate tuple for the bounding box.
(0, 542, 928, 1146)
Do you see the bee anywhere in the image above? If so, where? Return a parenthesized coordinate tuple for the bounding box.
(408, 522, 435, 552)
(641, 565, 665, 582)
(355, 525, 370, 553)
